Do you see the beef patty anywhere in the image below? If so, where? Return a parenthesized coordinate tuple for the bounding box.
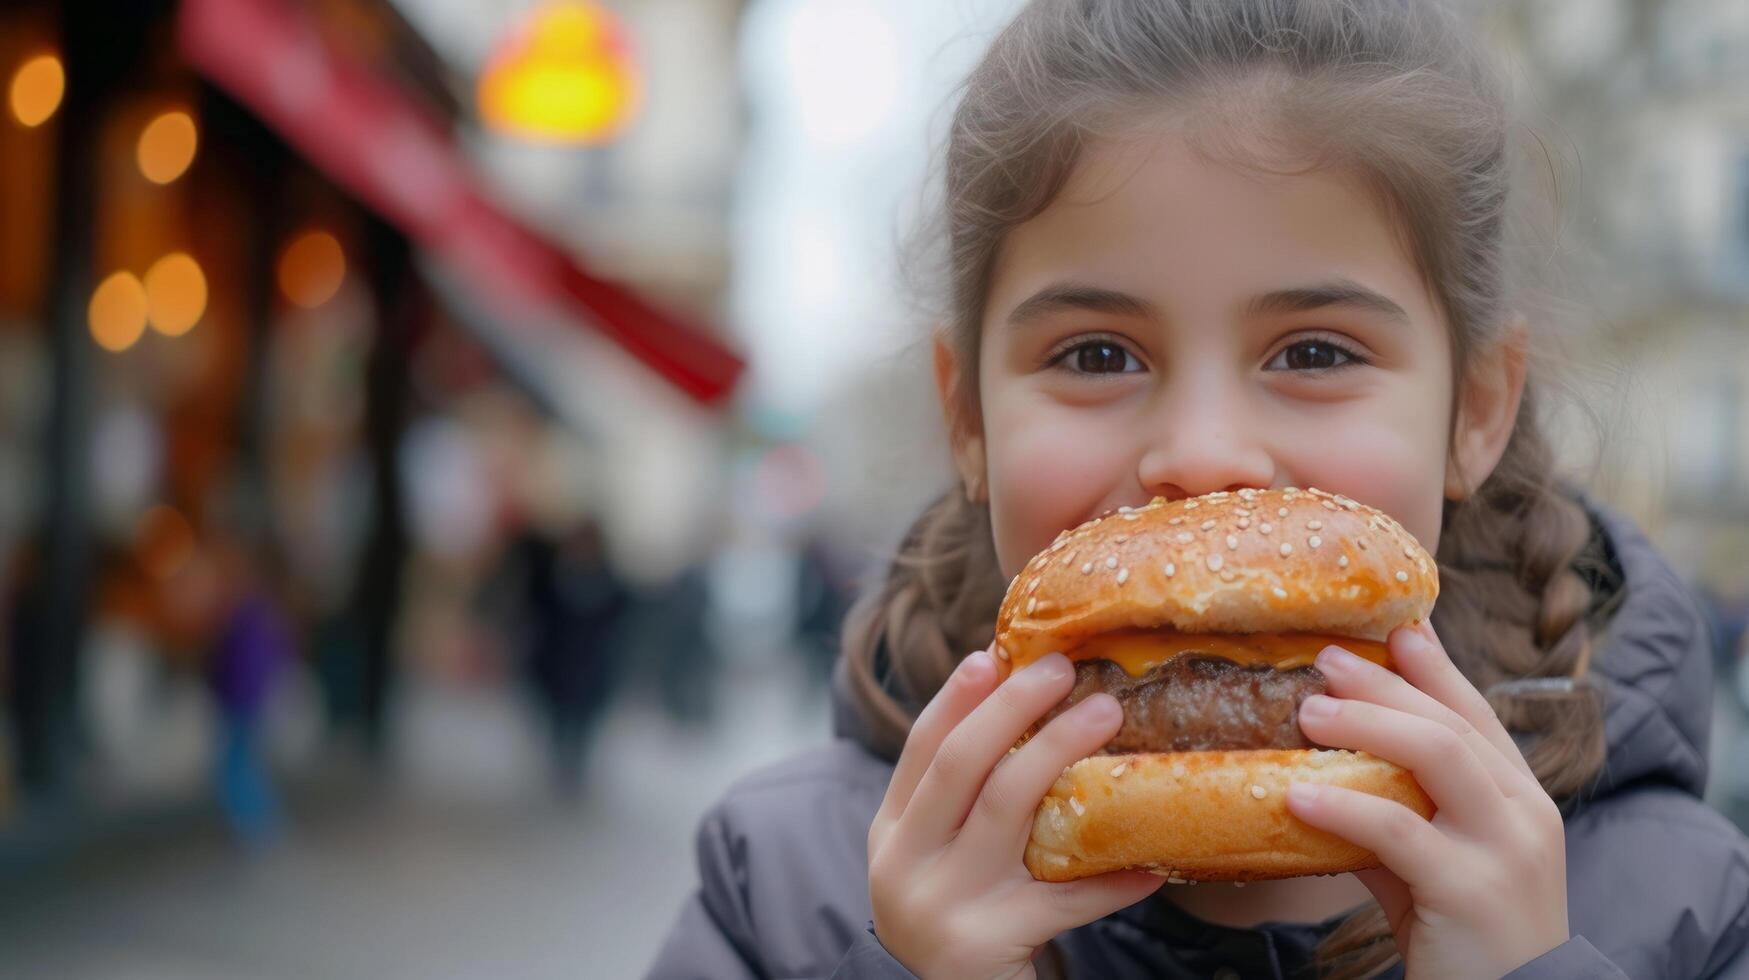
(1037, 655, 1330, 755)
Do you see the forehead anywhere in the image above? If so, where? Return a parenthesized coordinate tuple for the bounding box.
(988, 127, 1442, 332)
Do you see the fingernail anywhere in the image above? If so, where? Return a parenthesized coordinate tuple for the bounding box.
(1032, 651, 1072, 678)
(1298, 694, 1338, 721)
(1079, 694, 1121, 726)
(1287, 782, 1321, 808)
(960, 650, 993, 682)
(1315, 645, 1360, 673)
(1393, 624, 1433, 657)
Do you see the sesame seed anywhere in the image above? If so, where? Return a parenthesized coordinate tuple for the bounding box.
(1163, 563, 1176, 578)
(1259, 522, 1273, 534)
(1105, 556, 1118, 569)
(1027, 578, 1041, 594)
(1279, 543, 1294, 557)
(1403, 546, 1416, 558)
(1118, 505, 1132, 513)
(1060, 551, 1076, 565)
(1309, 535, 1322, 549)
(1177, 532, 1194, 544)
(1113, 534, 1129, 544)
(1069, 797, 1086, 816)
(1167, 875, 1188, 885)
(1185, 501, 1199, 509)
(1226, 534, 1239, 550)
(1033, 600, 1052, 614)
(1201, 519, 1217, 531)
(1235, 507, 1252, 516)
(1238, 518, 1251, 528)
(1357, 539, 1368, 550)
(1337, 555, 1350, 568)
(1396, 570, 1410, 582)
(1250, 784, 1268, 799)
(1206, 554, 1223, 572)
(1307, 520, 1323, 530)
(1051, 537, 1068, 551)
(1278, 507, 1289, 517)
(1273, 587, 1288, 599)
(1168, 517, 1184, 525)
(1081, 562, 1094, 574)
(1172, 763, 1187, 777)
(1322, 500, 1339, 511)
(1110, 762, 1128, 778)
(1210, 491, 1229, 497)
(1027, 597, 1037, 614)
(1116, 568, 1130, 585)
(1122, 513, 1139, 521)
(1220, 570, 1236, 582)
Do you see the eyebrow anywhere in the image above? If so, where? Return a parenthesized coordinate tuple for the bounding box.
(1005, 277, 1410, 328)
(1242, 278, 1411, 327)
(1006, 283, 1157, 326)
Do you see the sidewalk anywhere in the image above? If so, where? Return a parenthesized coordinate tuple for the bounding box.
(0, 657, 829, 979)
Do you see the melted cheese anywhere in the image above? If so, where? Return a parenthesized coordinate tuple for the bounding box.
(1072, 631, 1391, 676)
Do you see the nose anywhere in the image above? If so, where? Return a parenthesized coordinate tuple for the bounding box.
(1135, 385, 1275, 502)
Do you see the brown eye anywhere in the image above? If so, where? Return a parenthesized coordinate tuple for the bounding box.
(1266, 338, 1361, 373)
(1068, 341, 1138, 374)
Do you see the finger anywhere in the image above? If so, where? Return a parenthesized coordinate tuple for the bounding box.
(1390, 622, 1536, 782)
(872, 648, 998, 847)
(1315, 644, 1531, 797)
(1296, 693, 1503, 832)
(1009, 869, 1166, 944)
(893, 652, 1076, 854)
(1352, 867, 1413, 934)
(1285, 781, 1447, 885)
(958, 692, 1125, 854)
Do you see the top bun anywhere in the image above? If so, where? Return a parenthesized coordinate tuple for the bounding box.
(995, 487, 1438, 670)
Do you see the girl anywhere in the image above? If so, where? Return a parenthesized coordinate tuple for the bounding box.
(650, 1, 1749, 977)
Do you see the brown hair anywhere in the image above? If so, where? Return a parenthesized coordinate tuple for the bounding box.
(841, 1, 1617, 976)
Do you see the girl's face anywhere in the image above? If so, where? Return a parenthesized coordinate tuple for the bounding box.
(955, 130, 1518, 579)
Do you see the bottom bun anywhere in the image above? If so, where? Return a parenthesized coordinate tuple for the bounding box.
(1024, 748, 1434, 883)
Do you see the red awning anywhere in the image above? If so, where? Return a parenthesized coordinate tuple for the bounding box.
(177, 0, 744, 406)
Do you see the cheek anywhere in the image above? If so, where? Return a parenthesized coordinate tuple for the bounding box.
(982, 395, 1131, 578)
(1274, 398, 1449, 552)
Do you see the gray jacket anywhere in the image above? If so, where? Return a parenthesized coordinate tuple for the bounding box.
(648, 498, 1749, 978)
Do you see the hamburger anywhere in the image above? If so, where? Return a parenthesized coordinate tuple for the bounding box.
(994, 486, 1438, 883)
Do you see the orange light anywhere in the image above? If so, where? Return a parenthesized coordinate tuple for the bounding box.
(277, 230, 346, 308)
(136, 110, 198, 184)
(89, 272, 149, 352)
(143, 252, 207, 336)
(135, 504, 196, 582)
(477, 1, 637, 143)
(8, 53, 63, 128)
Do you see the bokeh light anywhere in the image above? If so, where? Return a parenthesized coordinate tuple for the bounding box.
(276, 230, 346, 308)
(477, 1, 637, 143)
(143, 252, 207, 337)
(7, 53, 64, 128)
(88, 271, 149, 353)
(136, 110, 198, 184)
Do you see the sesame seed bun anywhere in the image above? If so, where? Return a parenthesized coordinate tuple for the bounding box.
(994, 487, 1439, 883)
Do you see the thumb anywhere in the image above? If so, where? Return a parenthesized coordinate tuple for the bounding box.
(1353, 867, 1412, 933)
(1027, 869, 1166, 936)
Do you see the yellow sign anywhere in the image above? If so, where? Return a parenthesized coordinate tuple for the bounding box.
(477, 1, 638, 144)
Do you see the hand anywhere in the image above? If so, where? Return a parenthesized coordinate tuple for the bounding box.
(1285, 621, 1570, 979)
(866, 647, 1166, 979)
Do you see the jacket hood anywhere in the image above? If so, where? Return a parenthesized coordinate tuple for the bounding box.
(830, 491, 1715, 800)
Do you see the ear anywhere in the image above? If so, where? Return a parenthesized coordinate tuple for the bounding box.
(1445, 314, 1529, 501)
(932, 332, 988, 503)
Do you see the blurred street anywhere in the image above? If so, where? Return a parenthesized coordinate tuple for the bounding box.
(0, 655, 828, 980)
